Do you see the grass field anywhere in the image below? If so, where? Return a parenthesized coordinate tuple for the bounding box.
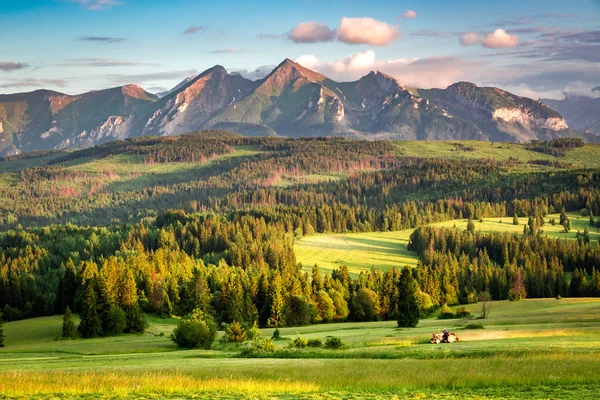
(1, 299, 599, 398)
(295, 212, 598, 276)
(396, 140, 600, 168)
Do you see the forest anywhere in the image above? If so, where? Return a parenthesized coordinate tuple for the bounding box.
(1, 132, 599, 334)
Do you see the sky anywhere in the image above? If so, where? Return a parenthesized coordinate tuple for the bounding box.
(0, 0, 599, 99)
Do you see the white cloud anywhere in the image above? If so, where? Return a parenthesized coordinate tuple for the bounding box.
(67, 0, 121, 11)
(402, 10, 417, 19)
(482, 29, 519, 48)
(288, 17, 400, 46)
(289, 21, 336, 43)
(294, 55, 321, 70)
(294, 50, 479, 88)
(460, 32, 480, 46)
(337, 17, 400, 46)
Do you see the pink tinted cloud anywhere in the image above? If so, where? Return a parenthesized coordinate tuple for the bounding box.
(402, 10, 417, 19)
(460, 32, 480, 46)
(337, 17, 400, 45)
(288, 17, 400, 46)
(482, 29, 519, 48)
(289, 21, 336, 43)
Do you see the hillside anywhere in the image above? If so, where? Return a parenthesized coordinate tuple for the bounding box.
(0, 59, 593, 156)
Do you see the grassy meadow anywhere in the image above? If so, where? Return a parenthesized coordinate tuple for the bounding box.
(1, 299, 599, 398)
(295, 211, 598, 276)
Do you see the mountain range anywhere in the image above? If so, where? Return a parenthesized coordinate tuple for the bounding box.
(0, 59, 595, 156)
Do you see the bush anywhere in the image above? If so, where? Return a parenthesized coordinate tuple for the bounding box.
(103, 305, 127, 336)
(455, 307, 472, 318)
(556, 295, 562, 300)
(324, 336, 343, 349)
(247, 321, 260, 340)
(437, 304, 456, 319)
(307, 338, 323, 348)
(225, 321, 247, 343)
(290, 337, 308, 348)
(171, 308, 217, 349)
(271, 328, 281, 340)
(254, 337, 275, 352)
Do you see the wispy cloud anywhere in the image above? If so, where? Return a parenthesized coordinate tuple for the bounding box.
(77, 36, 129, 44)
(106, 70, 199, 85)
(0, 78, 67, 89)
(0, 62, 28, 72)
(59, 58, 160, 67)
(211, 48, 245, 54)
(182, 25, 208, 35)
(67, 0, 122, 11)
(257, 33, 282, 40)
(402, 10, 417, 19)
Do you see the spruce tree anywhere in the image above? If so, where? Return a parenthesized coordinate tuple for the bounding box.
(396, 267, 420, 327)
(513, 214, 519, 225)
(60, 306, 77, 340)
(78, 280, 103, 338)
(466, 217, 475, 233)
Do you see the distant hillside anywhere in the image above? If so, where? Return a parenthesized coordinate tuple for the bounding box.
(0, 59, 595, 156)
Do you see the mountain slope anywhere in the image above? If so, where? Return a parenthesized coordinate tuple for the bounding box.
(0, 59, 591, 156)
(0, 86, 157, 155)
(134, 66, 256, 137)
(542, 96, 600, 135)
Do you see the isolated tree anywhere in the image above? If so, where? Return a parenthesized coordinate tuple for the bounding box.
(60, 306, 77, 340)
(479, 291, 492, 319)
(512, 214, 519, 225)
(0, 311, 5, 347)
(171, 308, 217, 349)
(560, 207, 568, 225)
(396, 267, 420, 327)
(225, 321, 247, 343)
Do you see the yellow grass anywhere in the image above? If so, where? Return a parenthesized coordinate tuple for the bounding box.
(0, 371, 321, 397)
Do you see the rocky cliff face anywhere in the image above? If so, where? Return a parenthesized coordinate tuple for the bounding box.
(0, 60, 591, 155)
(542, 96, 600, 135)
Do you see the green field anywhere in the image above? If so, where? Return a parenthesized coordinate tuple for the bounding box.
(1, 299, 599, 399)
(295, 212, 598, 276)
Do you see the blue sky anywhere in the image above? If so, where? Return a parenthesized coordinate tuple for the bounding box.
(0, 0, 599, 98)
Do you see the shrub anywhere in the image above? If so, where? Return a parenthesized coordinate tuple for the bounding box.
(438, 304, 456, 319)
(271, 328, 281, 340)
(247, 321, 260, 340)
(290, 337, 308, 348)
(103, 305, 127, 336)
(254, 337, 275, 352)
(324, 336, 343, 349)
(455, 307, 472, 318)
(556, 295, 562, 300)
(171, 308, 217, 349)
(226, 321, 247, 343)
(307, 338, 323, 348)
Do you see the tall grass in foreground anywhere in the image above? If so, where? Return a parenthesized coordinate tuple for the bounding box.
(0, 371, 320, 396)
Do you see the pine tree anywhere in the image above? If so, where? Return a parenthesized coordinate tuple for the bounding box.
(560, 207, 568, 225)
(512, 214, 519, 225)
(0, 311, 5, 347)
(60, 306, 77, 340)
(396, 267, 420, 327)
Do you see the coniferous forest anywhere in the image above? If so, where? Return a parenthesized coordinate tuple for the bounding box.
(1, 132, 600, 334)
